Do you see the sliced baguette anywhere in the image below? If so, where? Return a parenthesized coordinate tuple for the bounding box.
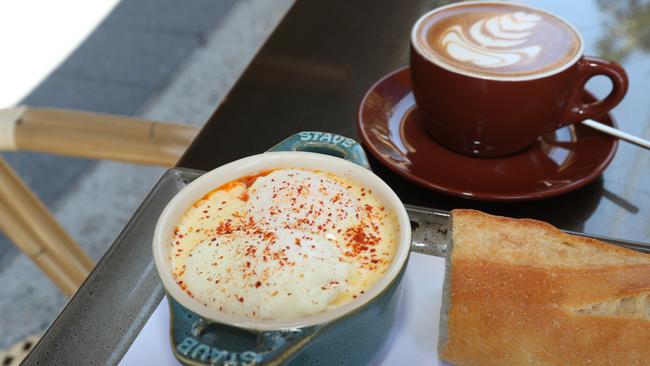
(439, 209, 650, 366)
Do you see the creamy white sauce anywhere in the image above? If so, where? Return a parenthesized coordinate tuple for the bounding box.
(170, 169, 398, 320)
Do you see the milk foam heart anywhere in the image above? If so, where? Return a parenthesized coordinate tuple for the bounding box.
(170, 168, 399, 320)
(413, 2, 581, 78)
(441, 12, 542, 68)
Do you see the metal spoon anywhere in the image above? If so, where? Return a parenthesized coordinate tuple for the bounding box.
(582, 119, 650, 150)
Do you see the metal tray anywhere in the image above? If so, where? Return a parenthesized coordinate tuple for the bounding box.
(22, 168, 650, 365)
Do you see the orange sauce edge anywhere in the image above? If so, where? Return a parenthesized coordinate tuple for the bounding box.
(191, 169, 275, 208)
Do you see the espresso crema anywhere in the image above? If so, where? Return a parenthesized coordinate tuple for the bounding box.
(413, 2, 581, 78)
(170, 168, 398, 320)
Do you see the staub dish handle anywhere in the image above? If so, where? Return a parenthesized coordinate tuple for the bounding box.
(171, 297, 321, 366)
(268, 131, 371, 168)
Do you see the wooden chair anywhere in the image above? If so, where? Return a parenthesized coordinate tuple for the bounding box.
(0, 107, 199, 296)
(0, 333, 39, 366)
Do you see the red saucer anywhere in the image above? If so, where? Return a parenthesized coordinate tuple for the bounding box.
(357, 67, 618, 201)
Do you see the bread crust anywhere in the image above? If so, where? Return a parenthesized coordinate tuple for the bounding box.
(439, 209, 650, 366)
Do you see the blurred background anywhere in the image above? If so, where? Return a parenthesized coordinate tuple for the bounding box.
(0, 0, 293, 358)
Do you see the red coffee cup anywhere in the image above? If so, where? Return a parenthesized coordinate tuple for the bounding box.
(410, 1, 628, 158)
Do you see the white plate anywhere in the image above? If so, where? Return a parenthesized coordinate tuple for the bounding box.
(119, 252, 450, 366)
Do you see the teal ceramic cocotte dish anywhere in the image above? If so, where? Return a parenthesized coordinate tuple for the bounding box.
(152, 132, 413, 365)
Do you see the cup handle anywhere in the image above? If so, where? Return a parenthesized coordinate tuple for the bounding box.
(558, 56, 628, 128)
(267, 131, 370, 169)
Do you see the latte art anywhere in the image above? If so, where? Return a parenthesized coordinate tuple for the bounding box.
(413, 2, 582, 78)
(441, 12, 542, 68)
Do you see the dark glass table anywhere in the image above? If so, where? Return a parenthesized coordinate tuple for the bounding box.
(24, 0, 650, 364)
(179, 0, 650, 242)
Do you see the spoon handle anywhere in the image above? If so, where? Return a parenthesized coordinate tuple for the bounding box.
(582, 119, 650, 150)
